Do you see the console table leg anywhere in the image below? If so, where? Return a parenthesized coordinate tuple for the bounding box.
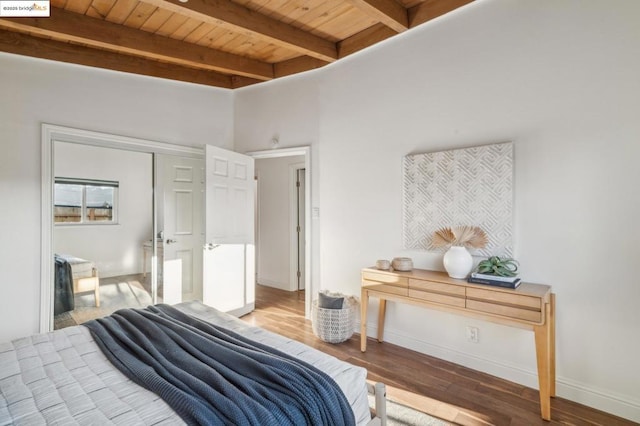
(361, 289, 368, 352)
(534, 303, 553, 421)
(377, 299, 387, 343)
(550, 293, 556, 397)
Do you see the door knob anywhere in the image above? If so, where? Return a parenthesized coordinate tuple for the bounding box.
(204, 243, 220, 250)
(166, 239, 178, 244)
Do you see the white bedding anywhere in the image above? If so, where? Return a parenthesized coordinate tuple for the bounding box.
(0, 301, 370, 425)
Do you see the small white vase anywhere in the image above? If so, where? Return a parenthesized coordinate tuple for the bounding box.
(443, 246, 473, 279)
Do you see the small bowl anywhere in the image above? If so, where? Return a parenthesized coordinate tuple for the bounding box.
(376, 259, 390, 270)
(391, 257, 413, 271)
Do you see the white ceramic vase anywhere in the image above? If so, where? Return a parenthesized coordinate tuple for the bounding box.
(443, 246, 473, 279)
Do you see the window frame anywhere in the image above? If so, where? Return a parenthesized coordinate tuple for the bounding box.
(54, 177, 119, 225)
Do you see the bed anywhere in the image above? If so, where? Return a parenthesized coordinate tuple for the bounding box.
(0, 301, 386, 425)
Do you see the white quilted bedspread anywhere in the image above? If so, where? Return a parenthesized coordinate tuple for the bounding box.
(0, 301, 370, 425)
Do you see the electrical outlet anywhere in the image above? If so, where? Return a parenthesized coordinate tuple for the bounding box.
(466, 326, 479, 343)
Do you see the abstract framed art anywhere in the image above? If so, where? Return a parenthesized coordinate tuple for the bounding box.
(402, 142, 514, 257)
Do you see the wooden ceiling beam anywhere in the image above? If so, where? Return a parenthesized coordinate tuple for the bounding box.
(409, 0, 474, 28)
(274, 56, 329, 79)
(338, 23, 396, 58)
(341, 1, 474, 59)
(0, 7, 274, 80)
(231, 75, 264, 89)
(140, 0, 338, 62)
(346, 0, 409, 33)
(0, 29, 235, 88)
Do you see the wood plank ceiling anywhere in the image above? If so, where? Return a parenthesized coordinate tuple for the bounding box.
(0, 0, 473, 89)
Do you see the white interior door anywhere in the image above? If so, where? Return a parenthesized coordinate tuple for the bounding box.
(297, 168, 306, 290)
(203, 145, 255, 317)
(159, 155, 204, 304)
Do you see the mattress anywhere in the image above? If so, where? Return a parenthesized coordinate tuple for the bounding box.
(0, 301, 370, 425)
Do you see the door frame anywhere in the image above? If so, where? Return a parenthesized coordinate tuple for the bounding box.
(289, 162, 305, 292)
(40, 124, 203, 333)
(247, 147, 312, 318)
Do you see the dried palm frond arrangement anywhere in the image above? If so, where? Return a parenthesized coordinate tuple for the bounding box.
(431, 225, 488, 249)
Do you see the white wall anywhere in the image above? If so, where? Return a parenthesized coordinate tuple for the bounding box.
(0, 53, 234, 341)
(235, 0, 640, 421)
(256, 155, 305, 290)
(1, 0, 638, 420)
(235, 74, 322, 296)
(54, 142, 153, 277)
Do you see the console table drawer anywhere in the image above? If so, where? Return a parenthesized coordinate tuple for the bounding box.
(362, 271, 408, 287)
(466, 299, 542, 323)
(363, 281, 409, 296)
(467, 287, 541, 310)
(408, 289, 465, 307)
(409, 279, 465, 296)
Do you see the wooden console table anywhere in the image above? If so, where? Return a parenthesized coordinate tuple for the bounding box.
(360, 267, 556, 420)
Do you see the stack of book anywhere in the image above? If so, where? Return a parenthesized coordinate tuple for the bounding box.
(467, 272, 521, 289)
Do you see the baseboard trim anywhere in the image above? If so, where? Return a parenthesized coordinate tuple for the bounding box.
(257, 278, 294, 291)
(358, 322, 640, 422)
(556, 377, 640, 422)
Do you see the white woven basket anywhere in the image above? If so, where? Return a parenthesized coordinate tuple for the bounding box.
(312, 299, 356, 343)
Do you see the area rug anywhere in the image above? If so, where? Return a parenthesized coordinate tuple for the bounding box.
(368, 395, 451, 426)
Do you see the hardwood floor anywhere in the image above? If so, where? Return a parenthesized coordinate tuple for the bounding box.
(243, 285, 635, 426)
(54, 273, 153, 330)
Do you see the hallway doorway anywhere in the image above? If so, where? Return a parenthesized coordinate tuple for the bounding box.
(249, 147, 312, 318)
